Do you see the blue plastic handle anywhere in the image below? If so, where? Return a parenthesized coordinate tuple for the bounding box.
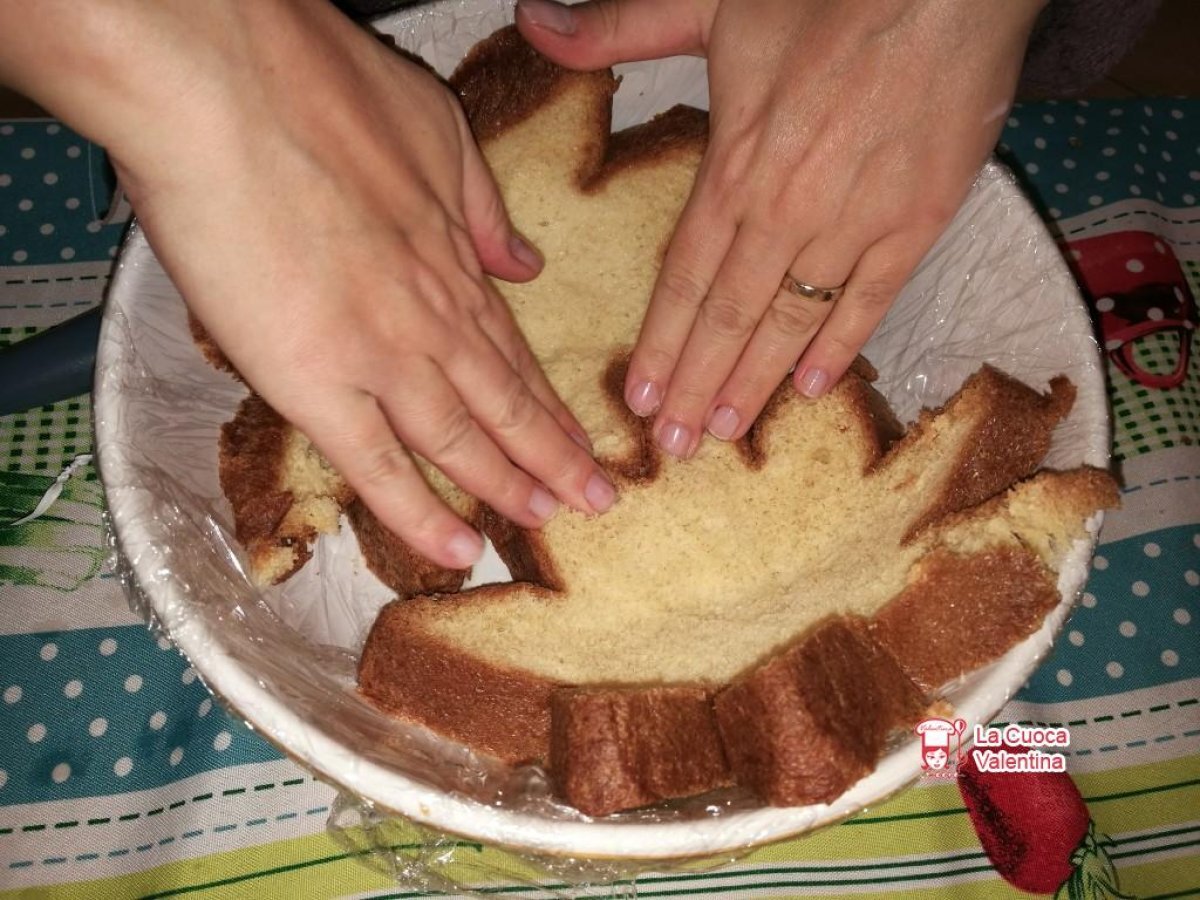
(0, 306, 102, 416)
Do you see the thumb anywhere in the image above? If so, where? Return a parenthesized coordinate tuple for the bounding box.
(516, 0, 711, 71)
(460, 135, 543, 283)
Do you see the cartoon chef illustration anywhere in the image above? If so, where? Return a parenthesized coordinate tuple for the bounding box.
(916, 717, 966, 771)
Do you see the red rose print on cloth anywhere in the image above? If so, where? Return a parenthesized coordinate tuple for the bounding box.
(959, 745, 1132, 898)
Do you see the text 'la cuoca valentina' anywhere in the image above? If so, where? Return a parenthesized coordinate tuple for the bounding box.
(970, 724, 1071, 773)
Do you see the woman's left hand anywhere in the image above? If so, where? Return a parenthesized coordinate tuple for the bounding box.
(519, 0, 1045, 457)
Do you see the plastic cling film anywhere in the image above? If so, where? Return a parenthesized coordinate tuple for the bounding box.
(326, 792, 749, 896)
(92, 0, 1111, 868)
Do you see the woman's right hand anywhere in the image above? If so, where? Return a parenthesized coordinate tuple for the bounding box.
(1, 0, 615, 568)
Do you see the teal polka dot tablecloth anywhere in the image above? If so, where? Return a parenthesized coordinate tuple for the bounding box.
(1, 102, 1199, 900)
(0, 626, 283, 808)
(0, 122, 122, 266)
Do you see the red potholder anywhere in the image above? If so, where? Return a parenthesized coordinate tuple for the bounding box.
(1065, 231, 1197, 389)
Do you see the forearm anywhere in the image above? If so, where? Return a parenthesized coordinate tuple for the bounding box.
(0, 1, 333, 176)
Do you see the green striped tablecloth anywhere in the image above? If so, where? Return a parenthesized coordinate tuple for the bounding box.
(1, 99, 1198, 898)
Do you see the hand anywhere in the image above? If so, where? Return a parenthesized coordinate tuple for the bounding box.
(518, 0, 1046, 456)
(1, 0, 615, 569)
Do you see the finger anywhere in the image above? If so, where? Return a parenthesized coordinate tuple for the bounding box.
(444, 330, 616, 515)
(651, 221, 795, 458)
(459, 122, 544, 283)
(516, 0, 711, 70)
(460, 140, 542, 282)
(474, 289, 594, 452)
(291, 389, 484, 570)
(793, 233, 931, 398)
(439, 193, 593, 453)
(381, 357, 561, 529)
(625, 176, 734, 417)
(706, 266, 844, 441)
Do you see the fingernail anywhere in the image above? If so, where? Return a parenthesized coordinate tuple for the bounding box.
(584, 471, 616, 513)
(659, 422, 693, 458)
(528, 485, 559, 523)
(510, 233, 543, 272)
(446, 530, 484, 568)
(627, 381, 662, 417)
(798, 367, 830, 399)
(518, 0, 577, 35)
(707, 405, 740, 441)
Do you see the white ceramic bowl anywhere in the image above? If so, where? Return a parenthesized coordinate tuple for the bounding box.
(94, 0, 1110, 861)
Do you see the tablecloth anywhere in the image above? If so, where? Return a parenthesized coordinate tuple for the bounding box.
(0, 98, 1197, 899)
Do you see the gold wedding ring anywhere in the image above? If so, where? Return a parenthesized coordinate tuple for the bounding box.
(781, 273, 846, 303)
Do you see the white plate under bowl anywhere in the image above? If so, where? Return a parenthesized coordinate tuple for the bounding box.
(94, 0, 1110, 861)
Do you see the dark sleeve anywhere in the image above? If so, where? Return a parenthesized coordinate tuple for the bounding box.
(335, 0, 1158, 98)
(1019, 0, 1161, 96)
(332, 0, 423, 18)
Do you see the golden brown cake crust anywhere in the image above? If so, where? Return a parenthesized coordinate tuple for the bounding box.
(872, 546, 1063, 692)
(479, 505, 562, 590)
(937, 465, 1120, 535)
(592, 104, 709, 190)
(714, 617, 926, 806)
(348, 499, 470, 597)
(219, 394, 353, 585)
(359, 586, 558, 765)
(453, 25, 615, 158)
(550, 686, 731, 817)
(893, 367, 1076, 541)
(742, 366, 893, 472)
(219, 395, 305, 582)
(599, 355, 661, 484)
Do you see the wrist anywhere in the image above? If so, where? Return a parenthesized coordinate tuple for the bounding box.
(0, 1, 195, 145)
